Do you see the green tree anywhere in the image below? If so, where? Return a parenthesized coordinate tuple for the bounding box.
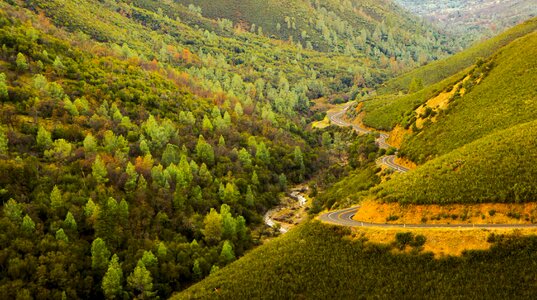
(21, 214, 36, 233)
(92, 155, 109, 184)
(102, 254, 123, 299)
(202, 115, 213, 132)
(161, 143, 180, 166)
(0, 72, 8, 100)
(16, 52, 28, 71)
(50, 185, 63, 211)
(3, 198, 22, 223)
(192, 259, 202, 280)
(220, 240, 235, 263)
(203, 208, 222, 245)
(36, 126, 52, 150)
(127, 261, 154, 299)
(256, 142, 270, 164)
(83, 133, 98, 155)
(0, 129, 8, 155)
(220, 204, 237, 240)
(245, 185, 255, 207)
(91, 238, 111, 271)
(141, 251, 158, 268)
(44, 139, 72, 160)
(195, 135, 215, 166)
(55, 228, 68, 242)
(64, 211, 77, 231)
(124, 162, 138, 192)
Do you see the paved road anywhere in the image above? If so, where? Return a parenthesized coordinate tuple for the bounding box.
(319, 206, 537, 229)
(328, 104, 408, 173)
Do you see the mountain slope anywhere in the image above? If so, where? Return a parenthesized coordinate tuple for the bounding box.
(175, 221, 537, 299)
(180, 0, 452, 66)
(376, 120, 537, 204)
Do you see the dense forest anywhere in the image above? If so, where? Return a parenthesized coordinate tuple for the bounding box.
(0, 0, 424, 297)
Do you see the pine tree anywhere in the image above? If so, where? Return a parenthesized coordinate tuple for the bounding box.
(83, 133, 98, 155)
(195, 135, 215, 166)
(203, 208, 222, 245)
(36, 126, 52, 150)
(16, 52, 28, 71)
(192, 259, 202, 280)
(141, 251, 158, 268)
(63, 211, 77, 231)
(0, 128, 7, 155)
(3, 199, 22, 223)
(127, 261, 154, 298)
(55, 228, 68, 242)
(0, 73, 8, 100)
(124, 162, 138, 192)
(91, 238, 111, 271)
(21, 214, 36, 233)
(220, 204, 237, 240)
(220, 240, 235, 263)
(50, 185, 63, 211)
(102, 254, 123, 299)
(92, 155, 109, 184)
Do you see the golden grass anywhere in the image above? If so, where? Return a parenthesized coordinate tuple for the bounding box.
(349, 226, 537, 257)
(354, 199, 537, 225)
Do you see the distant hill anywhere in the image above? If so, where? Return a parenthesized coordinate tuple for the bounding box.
(180, 0, 453, 67)
(396, 0, 537, 47)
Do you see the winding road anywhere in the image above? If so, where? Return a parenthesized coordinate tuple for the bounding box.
(319, 206, 537, 229)
(324, 104, 537, 229)
(328, 104, 408, 173)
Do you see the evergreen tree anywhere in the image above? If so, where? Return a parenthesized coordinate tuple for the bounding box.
(102, 254, 123, 299)
(161, 143, 180, 166)
(141, 251, 158, 268)
(127, 261, 154, 299)
(256, 142, 270, 164)
(0, 128, 7, 155)
(3, 198, 22, 223)
(92, 155, 109, 184)
(21, 214, 36, 234)
(192, 259, 202, 280)
(91, 238, 111, 271)
(0, 72, 8, 100)
(63, 211, 77, 231)
(220, 204, 237, 240)
(203, 208, 222, 245)
(16, 52, 28, 71)
(55, 228, 68, 242)
(50, 185, 63, 211)
(220, 240, 235, 263)
(195, 135, 215, 166)
(124, 162, 138, 192)
(36, 126, 52, 150)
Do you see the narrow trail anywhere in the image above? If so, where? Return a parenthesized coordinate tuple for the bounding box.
(328, 105, 408, 173)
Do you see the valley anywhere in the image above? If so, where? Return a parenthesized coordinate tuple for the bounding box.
(0, 0, 536, 299)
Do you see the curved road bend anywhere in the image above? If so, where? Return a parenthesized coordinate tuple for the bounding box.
(319, 206, 537, 229)
(328, 105, 408, 173)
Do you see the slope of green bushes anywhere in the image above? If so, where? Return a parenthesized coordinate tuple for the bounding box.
(376, 120, 537, 204)
(176, 221, 537, 299)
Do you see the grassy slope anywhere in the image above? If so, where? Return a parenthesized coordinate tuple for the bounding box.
(378, 17, 537, 93)
(401, 30, 537, 162)
(361, 69, 466, 130)
(375, 120, 537, 204)
(175, 221, 537, 299)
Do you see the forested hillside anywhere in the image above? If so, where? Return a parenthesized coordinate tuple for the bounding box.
(181, 0, 454, 66)
(0, 0, 454, 296)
